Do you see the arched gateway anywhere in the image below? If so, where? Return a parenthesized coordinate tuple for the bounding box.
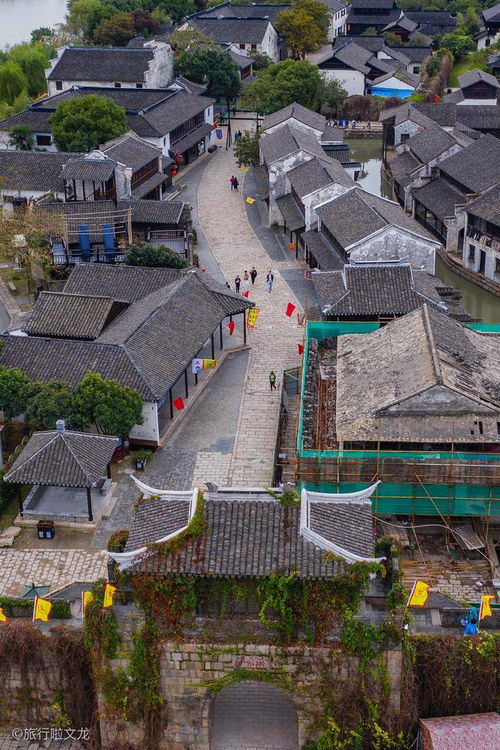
(209, 681, 299, 750)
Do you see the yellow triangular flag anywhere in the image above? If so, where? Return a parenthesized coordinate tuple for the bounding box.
(103, 583, 116, 609)
(0, 605, 7, 623)
(479, 594, 495, 620)
(82, 590, 93, 616)
(246, 197, 255, 204)
(33, 596, 52, 622)
(407, 580, 429, 607)
(240, 166, 248, 173)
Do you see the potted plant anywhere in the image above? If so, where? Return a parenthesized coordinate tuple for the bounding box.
(132, 449, 152, 471)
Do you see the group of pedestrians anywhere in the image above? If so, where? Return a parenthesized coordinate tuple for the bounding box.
(234, 269, 274, 294)
(229, 175, 239, 191)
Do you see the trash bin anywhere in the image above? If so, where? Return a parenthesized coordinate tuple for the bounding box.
(37, 521, 55, 540)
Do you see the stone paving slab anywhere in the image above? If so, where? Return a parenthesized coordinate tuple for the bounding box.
(0, 550, 108, 596)
(198, 135, 303, 486)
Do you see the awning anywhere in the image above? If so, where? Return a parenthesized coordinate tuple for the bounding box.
(132, 172, 170, 199)
(253, 164, 269, 201)
(171, 123, 214, 155)
(276, 194, 305, 232)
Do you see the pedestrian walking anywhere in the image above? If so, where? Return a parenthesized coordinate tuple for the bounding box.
(250, 267, 257, 285)
(234, 275, 241, 293)
(243, 270, 249, 283)
(266, 270, 274, 292)
(269, 371, 277, 391)
(233, 176, 239, 191)
(230, 176, 235, 190)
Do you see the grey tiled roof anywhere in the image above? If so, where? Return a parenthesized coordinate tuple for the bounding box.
(437, 134, 500, 193)
(412, 178, 467, 221)
(317, 189, 386, 248)
(390, 46, 430, 63)
(287, 157, 353, 198)
(302, 230, 345, 269)
(464, 184, 500, 226)
(0, 151, 82, 192)
(276, 194, 305, 231)
(193, 3, 290, 27)
(170, 122, 213, 154)
(359, 189, 436, 241)
(334, 35, 385, 53)
(47, 46, 154, 82)
(117, 198, 185, 224)
(389, 150, 420, 187)
(458, 69, 499, 90)
(309, 502, 373, 558)
(131, 172, 169, 198)
(23, 292, 123, 340)
(260, 123, 329, 164)
(406, 125, 457, 164)
(252, 163, 270, 200)
(321, 125, 344, 143)
(483, 3, 500, 23)
(101, 133, 161, 170)
(188, 17, 271, 44)
(125, 494, 192, 551)
(405, 10, 456, 27)
(352, 0, 395, 9)
(325, 41, 372, 74)
(64, 263, 182, 302)
(4, 430, 117, 487)
(60, 157, 116, 182)
(312, 264, 446, 316)
(129, 496, 343, 578)
(262, 102, 325, 133)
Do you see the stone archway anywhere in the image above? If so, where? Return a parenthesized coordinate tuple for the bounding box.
(209, 680, 299, 750)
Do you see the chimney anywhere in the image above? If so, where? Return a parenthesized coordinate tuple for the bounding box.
(56, 419, 65, 432)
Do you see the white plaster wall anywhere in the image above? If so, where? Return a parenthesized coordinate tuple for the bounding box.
(143, 42, 174, 88)
(393, 120, 424, 147)
(321, 69, 364, 96)
(129, 401, 160, 443)
(268, 151, 314, 225)
(144, 134, 170, 156)
(1, 188, 64, 206)
(305, 183, 352, 229)
(264, 118, 323, 138)
(328, 8, 348, 41)
(348, 227, 437, 273)
(399, 143, 463, 211)
(261, 24, 280, 61)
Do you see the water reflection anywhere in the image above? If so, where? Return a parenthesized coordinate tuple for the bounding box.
(435, 256, 500, 324)
(347, 137, 392, 199)
(0, 0, 67, 47)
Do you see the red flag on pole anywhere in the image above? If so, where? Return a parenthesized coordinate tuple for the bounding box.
(173, 396, 185, 410)
(227, 321, 235, 334)
(298, 344, 304, 354)
(285, 302, 296, 317)
(242, 290, 249, 298)
(433, 95, 440, 102)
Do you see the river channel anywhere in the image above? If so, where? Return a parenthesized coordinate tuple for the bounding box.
(0, 0, 67, 47)
(348, 136, 499, 323)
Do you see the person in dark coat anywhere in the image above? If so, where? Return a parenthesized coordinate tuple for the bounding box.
(234, 275, 241, 293)
(250, 267, 257, 285)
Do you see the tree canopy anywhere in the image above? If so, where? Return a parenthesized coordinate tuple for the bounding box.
(438, 30, 476, 59)
(26, 381, 75, 430)
(71, 372, 143, 436)
(124, 244, 189, 268)
(0, 367, 33, 421)
(49, 94, 128, 151)
(175, 47, 240, 100)
(94, 12, 137, 45)
(234, 130, 260, 168)
(167, 27, 216, 55)
(8, 125, 34, 151)
(0, 61, 28, 105)
(242, 59, 322, 114)
(276, 0, 329, 58)
(318, 76, 347, 117)
(8, 43, 51, 97)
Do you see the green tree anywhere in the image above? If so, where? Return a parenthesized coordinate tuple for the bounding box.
(242, 59, 322, 114)
(0, 367, 33, 421)
(0, 61, 27, 105)
(67, 0, 110, 40)
(361, 26, 378, 36)
(318, 76, 347, 117)
(408, 31, 431, 47)
(9, 43, 50, 97)
(234, 130, 260, 168)
(383, 31, 403, 47)
(124, 243, 189, 268)
(158, 0, 196, 24)
(439, 31, 475, 59)
(8, 125, 34, 150)
(276, 0, 329, 58)
(167, 27, 215, 55)
(132, 9, 160, 35)
(94, 12, 136, 46)
(175, 47, 240, 100)
(250, 51, 272, 71)
(26, 381, 75, 430)
(71, 373, 143, 436)
(49, 94, 128, 151)
(31, 27, 53, 44)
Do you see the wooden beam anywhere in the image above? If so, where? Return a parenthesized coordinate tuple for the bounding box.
(86, 487, 93, 522)
(184, 368, 189, 399)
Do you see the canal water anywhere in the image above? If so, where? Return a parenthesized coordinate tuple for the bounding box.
(0, 0, 67, 47)
(347, 137, 500, 323)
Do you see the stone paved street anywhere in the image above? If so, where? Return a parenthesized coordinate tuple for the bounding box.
(198, 127, 304, 486)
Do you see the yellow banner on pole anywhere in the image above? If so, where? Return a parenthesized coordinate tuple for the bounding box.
(103, 583, 116, 609)
(246, 197, 255, 204)
(479, 594, 495, 620)
(33, 596, 52, 622)
(407, 580, 429, 607)
(82, 590, 93, 616)
(247, 307, 260, 328)
(0, 606, 7, 623)
(202, 359, 217, 370)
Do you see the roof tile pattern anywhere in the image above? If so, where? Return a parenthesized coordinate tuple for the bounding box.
(24, 292, 121, 340)
(125, 494, 192, 551)
(48, 46, 154, 82)
(309, 502, 374, 557)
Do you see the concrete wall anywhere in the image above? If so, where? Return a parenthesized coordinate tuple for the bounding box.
(305, 182, 352, 230)
(347, 226, 437, 273)
(261, 23, 280, 61)
(321, 68, 364, 96)
(129, 401, 160, 444)
(328, 7, 348, 41)
(143, 41, 174, 88)
(462, 213, 500, 283)
(268, 151, 313, 225)
(393, 120, 424, 147)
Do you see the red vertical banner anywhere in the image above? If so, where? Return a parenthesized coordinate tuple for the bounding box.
(173, 396, 185, 410)
(227, 321, 235, 334)
(297, 344, 304, 355)
(285, 302, 296, 317)
(242, 290, 249, 298)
